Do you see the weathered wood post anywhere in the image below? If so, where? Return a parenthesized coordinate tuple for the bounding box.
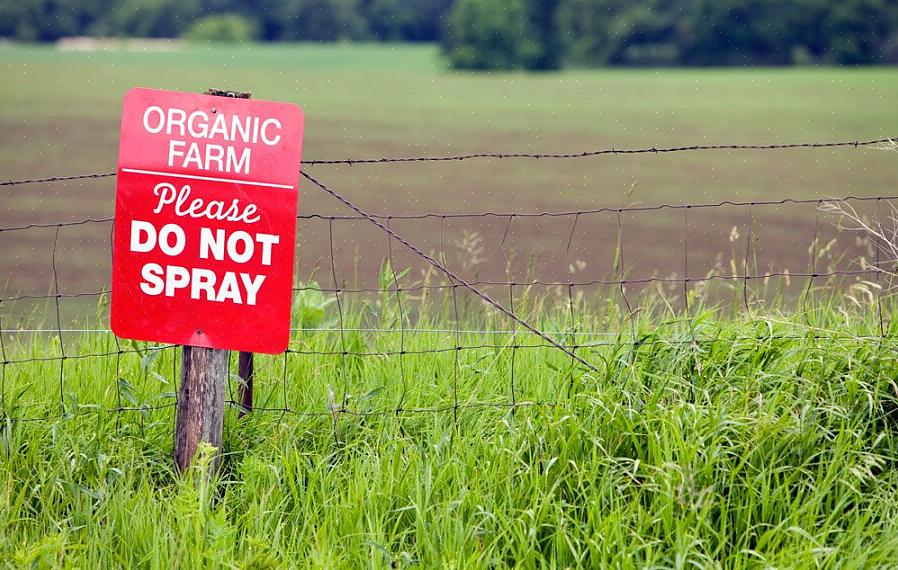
(237, 350, 254, 417)
(174, 345, 229, 472)
(173, 88, 254, 473)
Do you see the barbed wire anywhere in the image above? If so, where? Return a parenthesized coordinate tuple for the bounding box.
(296, 194, 898, 220)
(303, 136, 898, 165)
(2, 193, 895, 235)
(1, 171, 115, 187)
(1, 135, 894, 187)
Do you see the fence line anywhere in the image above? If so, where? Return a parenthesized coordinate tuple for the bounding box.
(0, 268, 885, 305)
(2, 335, 892, 371)
(2, 134, 895, 187)
(4, 193, 898, 234)
(1, 135, 895, 428)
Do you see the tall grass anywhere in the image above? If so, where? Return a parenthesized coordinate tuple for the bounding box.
(1, 285, 897, 568)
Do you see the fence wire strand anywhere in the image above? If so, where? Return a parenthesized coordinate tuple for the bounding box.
(2, 134, 895, 187)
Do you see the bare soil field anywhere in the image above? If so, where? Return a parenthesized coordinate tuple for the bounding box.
(2, 44, 896, 322)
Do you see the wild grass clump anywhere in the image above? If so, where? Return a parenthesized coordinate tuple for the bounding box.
(1, 287, 897, 567)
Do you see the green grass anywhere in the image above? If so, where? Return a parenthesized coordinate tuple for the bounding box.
(2, 285, 898, 567)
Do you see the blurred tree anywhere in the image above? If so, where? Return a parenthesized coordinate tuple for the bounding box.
(557, 0, 681, 65)
(256, 0, 368, 41)
(771, 0, 830, 62)
(361, 0, 454, 41)
(823, 0, 892, 63)
(2, 0, 896, 68)
(441, 0, 538, 69)
(556, 0, 896, 67)
(90, 0, 203, 38)
(0, 0, 105, 41)
(400, 0, 454, 41)
(363, 0, 408, 40)
(682, 0, 792, 65)
(0, 0, 32, 40)
(184, 12, 256, 42)
(526, 0, 563, 69)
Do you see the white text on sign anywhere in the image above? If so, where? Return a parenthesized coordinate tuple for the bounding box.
(142, 106, 283, 175)
(128, 181, 281, 306)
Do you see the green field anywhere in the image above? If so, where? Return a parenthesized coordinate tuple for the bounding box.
(1, 43, 897, 306)
(3, 43, 898, 568)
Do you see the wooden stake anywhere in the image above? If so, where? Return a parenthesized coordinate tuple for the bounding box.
(237, 350, 254, 417)
(174, 346, 229, 473)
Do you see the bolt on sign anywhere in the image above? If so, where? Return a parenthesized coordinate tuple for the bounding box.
(111, 87, 304, 354)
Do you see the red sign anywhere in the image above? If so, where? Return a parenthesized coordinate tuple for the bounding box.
(111, 87, 304, 354)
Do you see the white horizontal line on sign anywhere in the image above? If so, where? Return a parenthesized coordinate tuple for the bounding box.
(120, 168, 295, 190)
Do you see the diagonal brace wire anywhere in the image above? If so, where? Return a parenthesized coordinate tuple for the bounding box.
(301, 170, 600, 373)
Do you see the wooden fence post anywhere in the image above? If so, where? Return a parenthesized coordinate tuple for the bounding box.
(237, 350, 254, 418)
(174, 346, 229, 473)
(172, 88, 254, 473)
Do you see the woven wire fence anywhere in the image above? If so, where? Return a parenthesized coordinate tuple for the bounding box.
(1, 137, 896, 427)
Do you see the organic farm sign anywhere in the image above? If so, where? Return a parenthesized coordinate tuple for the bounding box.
(111, 88, 304, 354)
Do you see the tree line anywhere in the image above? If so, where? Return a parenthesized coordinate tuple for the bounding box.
(0, 0, 453, 43)
(444, 0, 898, 68)
(2, 0, 896, 67)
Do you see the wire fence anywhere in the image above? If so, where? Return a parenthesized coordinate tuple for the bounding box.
(1, 136, 896, 427)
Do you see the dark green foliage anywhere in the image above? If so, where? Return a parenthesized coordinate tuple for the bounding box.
(442, 0, 539, 70)
(183, 13, 256, 42)
(362, 0, 453, 41)
(525, 0, 563, 70)
(682, 0, 790, 65)
(1, 0, 896, 67)
(557, 0, 683, 66)
(0, 0, 107, 41)
(363, 0, 407, 41)
(555, 0, 898, 67)
(88, 0, 203, 39)
(260, 0, 368, 41)
(823, 0, 895, 64)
